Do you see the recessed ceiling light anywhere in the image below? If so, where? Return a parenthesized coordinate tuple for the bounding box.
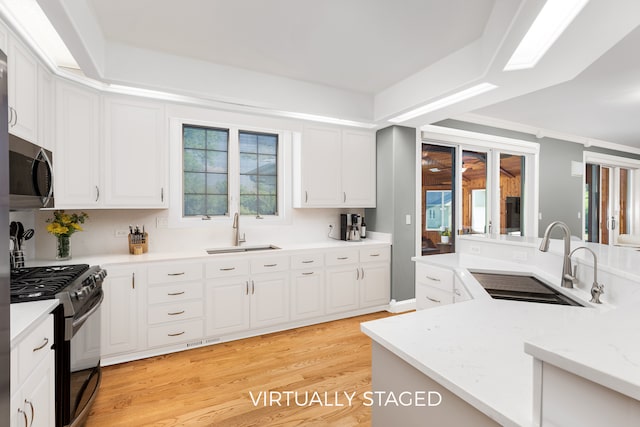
(429, 168, 441, 173)
(389, 83, 498, 123)
(504, 0, 589, 71)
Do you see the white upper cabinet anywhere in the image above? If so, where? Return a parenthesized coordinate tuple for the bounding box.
(103, 96, 167, 207)
(8, 36, 38, 143)
(37, 65, 55, 151)
(55, 80, 101, 207)
(293, 125, 376, 208)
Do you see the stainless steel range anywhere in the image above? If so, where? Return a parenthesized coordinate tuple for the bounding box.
(11, 264, 107, 427)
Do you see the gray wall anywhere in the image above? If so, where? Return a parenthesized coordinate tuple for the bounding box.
(436, 119, 640, 238)
(366, 126, 416, 301)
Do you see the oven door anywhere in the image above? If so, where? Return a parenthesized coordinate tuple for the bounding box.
(65, 290, 103, 427)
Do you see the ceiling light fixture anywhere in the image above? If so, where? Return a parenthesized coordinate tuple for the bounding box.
(389, 82, 498, 123)
(503, 0, 589, 71)
(429, 168, 441, 173)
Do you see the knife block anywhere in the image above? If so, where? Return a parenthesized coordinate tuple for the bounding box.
(128, 233, 148, 255)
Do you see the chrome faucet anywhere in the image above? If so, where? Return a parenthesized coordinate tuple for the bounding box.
(539, 221, 575, 288)
(232, 212, 246, 246)
(569, 246, 604, 304)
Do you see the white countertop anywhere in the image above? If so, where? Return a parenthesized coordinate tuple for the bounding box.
(31, 237, 391, 267)
(10, 300, 59, 348)
(361, 300, 599, 427)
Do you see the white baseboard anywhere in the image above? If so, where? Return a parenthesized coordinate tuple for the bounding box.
(387, 298, 416, 313)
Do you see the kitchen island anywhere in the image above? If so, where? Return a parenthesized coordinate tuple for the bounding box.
(362, 236, 640, 426)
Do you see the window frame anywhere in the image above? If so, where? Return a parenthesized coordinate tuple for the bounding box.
(169, 117, 291, 228)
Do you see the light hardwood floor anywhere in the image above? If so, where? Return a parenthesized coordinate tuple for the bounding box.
(86, 312, 393, 427)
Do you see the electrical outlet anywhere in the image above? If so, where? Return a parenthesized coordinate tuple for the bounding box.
(156, 217, 169, 228)
(470, 246, 481, 254)
(512, 251, 527, 261)
(114, 229, 128, 238)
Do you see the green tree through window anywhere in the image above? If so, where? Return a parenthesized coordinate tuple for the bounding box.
(239, 131, 278, 216)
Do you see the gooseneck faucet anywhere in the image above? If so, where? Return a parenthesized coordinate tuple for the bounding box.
(232, 212, 246, 246)
(539, 221, 575, 288)
(569, 246, 604, 304)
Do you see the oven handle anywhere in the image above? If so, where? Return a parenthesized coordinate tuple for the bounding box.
(72, 291, 104, 332)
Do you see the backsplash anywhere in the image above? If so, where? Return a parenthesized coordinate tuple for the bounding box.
(30, 208, 360, 261)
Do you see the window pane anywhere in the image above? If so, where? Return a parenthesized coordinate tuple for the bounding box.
(206, 195, 227, 216)
(258, 134, 277, 154)
(258, 154, 276, 175)
(183, 125, 228, 217)
(462, 150, 487, 234)
(258, 196, 277, 215)
(240, 195, 258, 215)
(239, 132, 258, 153)
(258, 176, 276, 195)
(240, 153, 258, 174)
(184, 172, 205, 194)
(183, 127, 205, 149)
(184, 149, 206, 172)
(239, 175, 257, 194)
(426, 191, 443, 230)
(500, 154, 524, 235)
(206, 173, 227, 194)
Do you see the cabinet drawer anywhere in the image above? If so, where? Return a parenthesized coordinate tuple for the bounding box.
(360, 246, 390, 263)
(250, 255, 290, 274)
(206, 259, 250, 279)
(18, 315, 53, 384)
(147, 319, 203, 348)
(290, 253, 324, 269)
(148, 262, 202, 284)
(416, 283, 454, 310)
(148, 282, 203, 305)
(325, 249, 359, 266)
(415, 263, 454, 291)
(148, 300, 203, 325)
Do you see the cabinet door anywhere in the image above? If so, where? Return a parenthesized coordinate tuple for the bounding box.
(291, 270, 325, 320)
(205, 278, 251, 336)
(55, 81, 101, 206)
(342, 130, 376, 207)
(250, 273, 290, 328)
(8, 37, 38, 142)
(296, 126, 342, 206)
(326, 266, 359, 314)
(103, 97, 167, 207)
(20, 352, 55, 427)
(360, 263, 390, 308)
(37, 65, 55, 151)
(102, 267, 139, 356)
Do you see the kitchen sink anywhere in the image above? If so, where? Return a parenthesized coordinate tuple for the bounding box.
(205, 244, 280, 255)
(470, 271, 586, 307)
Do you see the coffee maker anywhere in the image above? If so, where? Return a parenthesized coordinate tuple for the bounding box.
(340, 213, 363, 241)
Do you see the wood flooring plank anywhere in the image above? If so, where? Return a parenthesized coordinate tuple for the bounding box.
(86, 312, 392, 426)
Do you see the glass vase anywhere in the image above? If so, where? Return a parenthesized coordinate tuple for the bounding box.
(56, 235, 71, 260)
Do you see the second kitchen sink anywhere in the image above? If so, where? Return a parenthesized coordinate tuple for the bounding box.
(470, 271, 586, 307)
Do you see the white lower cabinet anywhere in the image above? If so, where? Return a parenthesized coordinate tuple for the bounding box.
(415, 262, 471, 310)
(206, 276, 251, 336)
(326, 266, 360, 314)
(290, 269, 325, 320)
(102, 266, 139, 357)
(250, 273, 290, 328)
(11, 315, 55, 427)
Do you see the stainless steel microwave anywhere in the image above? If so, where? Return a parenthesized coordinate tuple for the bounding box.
(9, 134, 54, 209)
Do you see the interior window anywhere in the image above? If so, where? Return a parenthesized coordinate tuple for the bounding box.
(499, 153, 525, 236)
(182, 125, 229, 217)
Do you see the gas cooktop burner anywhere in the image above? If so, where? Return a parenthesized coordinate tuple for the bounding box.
(10, 264, 91, 303)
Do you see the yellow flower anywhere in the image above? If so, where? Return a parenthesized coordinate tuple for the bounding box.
(46, 210, 88, 237)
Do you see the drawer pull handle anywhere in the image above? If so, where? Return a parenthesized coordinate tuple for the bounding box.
(301, 260, 314, 264)
(302, 272, 314, 276)
(168, 331, 185, 337)
(426, 296, 441, 303)
(370, 253, 380, 257)
(220, 267, 236, 271)
(264, 263, 277, 267)
(167, 272, 185, 276)
(454, 289, 461, 296)
(168, 310, 185, 316)
(32, 337, 49, 352)
(337, 257, 349, 260)
(167, 291, 185, 296)
(425, 276, 441, 282)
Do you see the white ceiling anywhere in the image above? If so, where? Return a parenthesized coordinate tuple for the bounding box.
(27, 0, 640, 152)
(88, 0, 495, 94)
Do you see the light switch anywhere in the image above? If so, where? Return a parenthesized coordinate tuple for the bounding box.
(405, 214, 411, 225)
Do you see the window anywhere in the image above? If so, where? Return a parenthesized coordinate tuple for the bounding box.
(239, 131, 278, 216)
(183, 125, 229, 216)
(176, 121, 283, 222)
(425, 190, 452, 230)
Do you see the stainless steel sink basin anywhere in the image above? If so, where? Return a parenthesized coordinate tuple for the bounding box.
(470, 271, 586, 307)
(205, 244, 280, 255)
